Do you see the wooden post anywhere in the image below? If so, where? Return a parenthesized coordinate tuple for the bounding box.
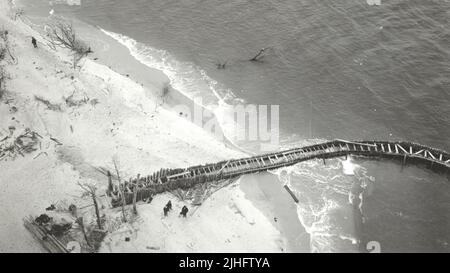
(76, 217, 92, 248)
(284, 185, 299, 203)
(78, 182, 102, 230)
(113, 160, 127, 223)
(92, 193, 102, 230)
(107, 171, 113, 197)
(132, 174, 140, 215)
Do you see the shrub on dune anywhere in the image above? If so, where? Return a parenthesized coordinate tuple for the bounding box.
(45, 19, 93, 69)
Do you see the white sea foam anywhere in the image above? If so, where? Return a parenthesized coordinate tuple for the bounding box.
(295, 197, 340, 252)
(366, 0, 381, 6)
(99, 28, 251, 150)
(99, 28, 238, 106)
(274, 156, 375, 252)
(342, 156, 357, 175)
(49, 0, 81, 6)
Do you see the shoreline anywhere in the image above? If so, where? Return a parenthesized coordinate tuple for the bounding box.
(0, 0, 304, 253)
(15, 0, 255, 155)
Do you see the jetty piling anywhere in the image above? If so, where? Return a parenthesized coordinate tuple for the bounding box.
(110, 139, 450, 207)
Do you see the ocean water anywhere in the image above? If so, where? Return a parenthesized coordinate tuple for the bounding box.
(18, 0, 450, 252)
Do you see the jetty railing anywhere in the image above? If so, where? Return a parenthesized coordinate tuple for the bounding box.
(110, 139, 450, 207)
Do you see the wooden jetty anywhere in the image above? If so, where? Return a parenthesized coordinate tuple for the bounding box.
(110, 139, 450, 207)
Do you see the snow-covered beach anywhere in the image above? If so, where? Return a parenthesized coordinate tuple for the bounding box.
(0, 0, 309, 252)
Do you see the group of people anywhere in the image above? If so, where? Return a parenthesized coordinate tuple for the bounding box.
(163, 200, 189, 218)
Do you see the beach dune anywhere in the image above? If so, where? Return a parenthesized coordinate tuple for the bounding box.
(0, 0, 305, 253)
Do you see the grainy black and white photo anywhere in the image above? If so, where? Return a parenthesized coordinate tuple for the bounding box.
(0, 0, 449, 255)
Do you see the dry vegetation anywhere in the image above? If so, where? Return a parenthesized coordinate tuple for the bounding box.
(45, 19, 92, 69)
(0, 66, 7, 100)
(155, 81, 170, 111)
(0, 28, 16, 64)
(0, 128, 42, 161)
(78, 182, 103, 231)
(0, 29, 11, 100)
(1, 27, 17, 100)
(34, 95, 63, 111)
(7, 0, 24, 21)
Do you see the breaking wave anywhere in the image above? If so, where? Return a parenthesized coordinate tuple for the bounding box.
(100, 28, 240, 106)
(100, 28, 256, 151)
(274, 155, 376, 252)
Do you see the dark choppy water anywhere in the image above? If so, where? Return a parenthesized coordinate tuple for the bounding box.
(19, 0, 450, 252)
(21, 0, 450, 150)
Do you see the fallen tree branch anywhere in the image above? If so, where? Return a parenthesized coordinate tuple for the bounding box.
(49, 137, 63, 145)
(0, 128, 41, 161)
(34, 95, 63, 111)
(249, 47, 272, 62)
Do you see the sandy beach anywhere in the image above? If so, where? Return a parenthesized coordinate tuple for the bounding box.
(0, 0, 308, 253)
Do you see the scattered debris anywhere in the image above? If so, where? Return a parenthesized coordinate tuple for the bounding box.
(64, 90, 90, 107)
(9, 5, 25, 21)
(89, 229, 107, 250)
(146, 246, 160, 250)
(66, 241, 81, 253)
(50, 222, 72, 237)
(34, 95, 62, 111)
(0, 128, 42, 161)
(33, 151, 48, 159)
(0, 66, 10, 100)
(35, 214, 52, 225)
(90, 98, 99, 106)
(46, 204, 56, 211)
(249, 47, 271, 62)
(78, 182, 103, 230)
(25, 197, 107, 253)
(142, 196, 153, 203)
(23, 216, 70, 253)
(49, 137, 63, 145)
(0, 28, 17, 64)
(216, 60, 227, 69)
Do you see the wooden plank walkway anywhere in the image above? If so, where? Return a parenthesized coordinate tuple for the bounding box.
(111, 139, 450, 207)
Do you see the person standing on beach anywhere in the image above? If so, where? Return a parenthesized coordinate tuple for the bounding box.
(180, 206, 189, 217)
(31, 37, 37, 48)
(163, 205, 169, 216)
